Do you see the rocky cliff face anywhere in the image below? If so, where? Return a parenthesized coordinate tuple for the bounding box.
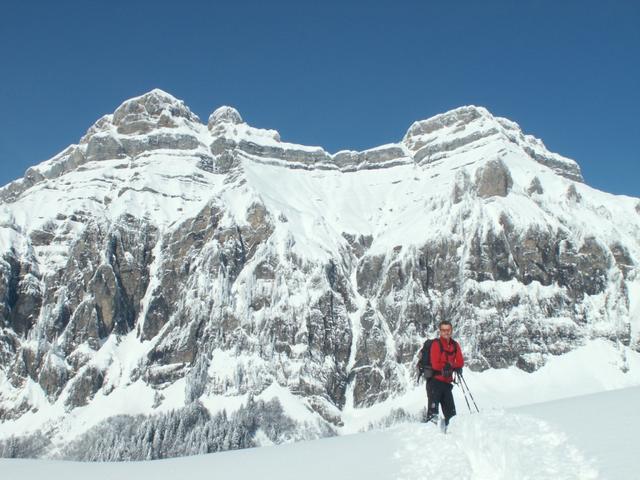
(0, 89, 638, 456)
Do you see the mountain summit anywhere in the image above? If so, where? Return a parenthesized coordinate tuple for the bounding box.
(0, 89, 638, 458)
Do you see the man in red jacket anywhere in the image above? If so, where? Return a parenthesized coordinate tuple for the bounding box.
(426, 320, 464, 431)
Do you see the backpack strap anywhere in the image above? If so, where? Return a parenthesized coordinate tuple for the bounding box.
(429, 339, 442, 376)
(437, 338, 457, 359)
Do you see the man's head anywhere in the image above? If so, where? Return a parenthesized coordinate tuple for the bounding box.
(438, 320, 453, 340)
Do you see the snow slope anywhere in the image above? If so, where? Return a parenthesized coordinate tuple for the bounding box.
(2, 386, 638, 479)
(515, 387, 640, 479)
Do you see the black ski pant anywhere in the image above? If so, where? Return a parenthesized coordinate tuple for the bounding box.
(426, 378, 456, 425)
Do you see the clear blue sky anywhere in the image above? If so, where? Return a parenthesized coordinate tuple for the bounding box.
(1, 1, 638, 197)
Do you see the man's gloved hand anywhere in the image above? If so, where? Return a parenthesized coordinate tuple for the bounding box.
(454, 367, 463, 375)
(442, 362, 453, 378)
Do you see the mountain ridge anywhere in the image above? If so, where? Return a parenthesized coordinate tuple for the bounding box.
(1, 89, 583, 205)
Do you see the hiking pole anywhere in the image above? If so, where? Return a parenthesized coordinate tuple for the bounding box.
(455, 373, 473, 414)
(461, 375, 480, 413)
(459, 373, 480, 413)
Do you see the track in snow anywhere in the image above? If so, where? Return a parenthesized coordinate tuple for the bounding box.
(392, 413, 597, 480)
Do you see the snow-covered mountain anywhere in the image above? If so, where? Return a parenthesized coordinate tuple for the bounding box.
(0, 89, 638, 458)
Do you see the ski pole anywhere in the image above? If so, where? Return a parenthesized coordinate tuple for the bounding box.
(456, 375, 473, 414)
(461, 374, 480, 413)
(459, 373, 480, 413)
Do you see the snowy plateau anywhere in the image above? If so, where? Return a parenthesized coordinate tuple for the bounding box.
(0, 89, 639, 477)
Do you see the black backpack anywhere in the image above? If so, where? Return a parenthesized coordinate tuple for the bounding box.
(416, 338, 458, 379)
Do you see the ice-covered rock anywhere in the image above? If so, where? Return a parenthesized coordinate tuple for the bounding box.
(208, 105, 244, 128)
(475, 158, 513, 198)
(111, 88, 199, 135)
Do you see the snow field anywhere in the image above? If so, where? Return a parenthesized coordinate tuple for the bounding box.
(6, 386, 639, 479)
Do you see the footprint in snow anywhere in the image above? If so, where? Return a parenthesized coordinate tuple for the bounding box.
(389, 411, 598, 480)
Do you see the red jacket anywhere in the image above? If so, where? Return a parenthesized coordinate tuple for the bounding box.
(430, 337, 464, 383)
